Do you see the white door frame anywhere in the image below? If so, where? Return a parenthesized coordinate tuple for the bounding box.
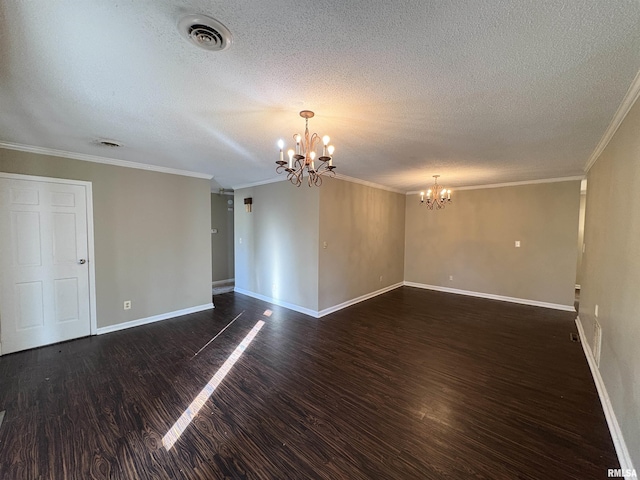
(0, 172, 98, 355)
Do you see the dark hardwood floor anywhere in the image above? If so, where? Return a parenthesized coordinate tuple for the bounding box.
(0, 287, 618, 479)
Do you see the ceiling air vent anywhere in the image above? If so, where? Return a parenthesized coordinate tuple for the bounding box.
(96, 139, 122, 148)
(178, 14, 232, 51)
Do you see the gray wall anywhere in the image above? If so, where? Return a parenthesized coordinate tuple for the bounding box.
(211, 193, 234, 282)
(404, 181, 581, 307)
(579, 97, 640, 467)
(234, 181, 319, 311)
(318, 178, 405, 310)
(0, 149, 212, 328)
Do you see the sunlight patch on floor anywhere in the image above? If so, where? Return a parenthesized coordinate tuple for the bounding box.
(163, 320, 265, 450)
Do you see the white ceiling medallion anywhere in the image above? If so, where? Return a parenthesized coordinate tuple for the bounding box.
(178, 14, 233, 52)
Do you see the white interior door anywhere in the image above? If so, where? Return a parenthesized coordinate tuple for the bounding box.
(0, 176, 93, 354)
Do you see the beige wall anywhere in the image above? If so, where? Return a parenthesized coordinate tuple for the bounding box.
(211, 193, 234, 282)
(234, 181, 320, 311)
(318, 178, 405, 310)
(404, 181, 581, 306)
(575, 193, 587, 286)
(580, 98, 640, 467)
(0, 149, 212, 328)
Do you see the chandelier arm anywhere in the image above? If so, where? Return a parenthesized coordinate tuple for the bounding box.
(303, 121, 311, 163)
(310, 133, 320, 154)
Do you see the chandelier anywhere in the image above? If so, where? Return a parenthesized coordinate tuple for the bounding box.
(420, 175, 452, 209)
(276, 110, 336, 187)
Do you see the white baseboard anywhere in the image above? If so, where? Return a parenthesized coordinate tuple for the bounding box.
(575, 316, 635, 474)
(212, 278, 235, 287)
(317, 282, 404, 317)
(96, 303, 214, 335)
(234, 283, 403, 318)
(403, 281, 576, 312)
(233, 287, 319, 317)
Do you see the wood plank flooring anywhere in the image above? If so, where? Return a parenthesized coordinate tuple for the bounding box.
(0, 287, 618, 479)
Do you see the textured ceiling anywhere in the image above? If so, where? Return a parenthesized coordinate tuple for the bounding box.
(1, 0, 640, 191)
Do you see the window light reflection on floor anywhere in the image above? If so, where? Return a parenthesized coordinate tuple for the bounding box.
(163, 320, 265, 450)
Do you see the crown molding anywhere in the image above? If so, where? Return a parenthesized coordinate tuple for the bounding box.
(231, 176, 286, 190)
(0, 141, 213, 180)
(333, 173, 406, 194)
(584, 67, 640, 173)
(406, 175, 584, 195)
(232, 173, 405, 194)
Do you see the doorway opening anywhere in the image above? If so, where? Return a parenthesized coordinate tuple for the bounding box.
(211, 190, 235, 298)
(574, 179, 587, 310)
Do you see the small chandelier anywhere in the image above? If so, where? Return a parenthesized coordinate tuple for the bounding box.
(420, 175, 452, 209)
(276, 110, 336, 187)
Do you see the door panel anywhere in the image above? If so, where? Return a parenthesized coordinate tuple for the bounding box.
(16, 281, 45, 329)
(53, 213, 78, 264)
(54, 278, 80, 322)
(13, 211, 42, 266)
(0, 177, 92, 354)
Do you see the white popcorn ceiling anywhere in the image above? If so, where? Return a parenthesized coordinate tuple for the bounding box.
(1, 0, 640, 191)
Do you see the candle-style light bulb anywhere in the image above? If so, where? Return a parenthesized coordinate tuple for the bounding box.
(278, 139, 284, 162)
(427, 189, 432, 199)
(447, 189, 451, 200)
(310, 151, 316, 170)
(295, 134, 301, 155)
(327, 145, 335, 166)
(287, 149, 294, 169)
(420, 191, 425, 202)
(321, 135, 330, 156)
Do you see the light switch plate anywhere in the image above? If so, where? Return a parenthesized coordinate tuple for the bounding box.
(515, 240, 521, 248)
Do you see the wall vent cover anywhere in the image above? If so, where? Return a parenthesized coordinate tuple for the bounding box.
(179, 15, 232, 51)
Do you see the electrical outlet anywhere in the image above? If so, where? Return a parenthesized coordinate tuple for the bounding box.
(323, 241, 328, 249)
(379, 275, 383, 283)
(449, 275, 454, 281)
(595, 304, 598, 317)
(211, 228, 218, 234)
(239, 237, 242, 244)
(515, 240, 521, 248)
(124, 300, 131, 310)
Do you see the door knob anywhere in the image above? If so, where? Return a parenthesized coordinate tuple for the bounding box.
(78, 259, 86, 264)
